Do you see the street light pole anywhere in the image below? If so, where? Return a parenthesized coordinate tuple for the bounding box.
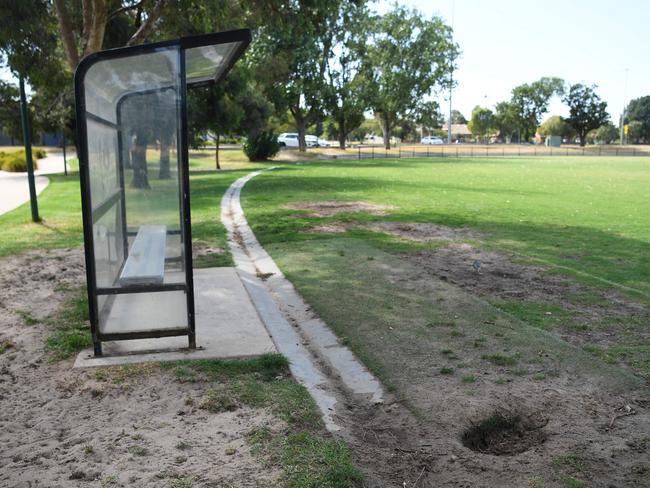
(447, 0, 455, 145)
(619, 68, 629, 146)
(18, 75, 39, 222)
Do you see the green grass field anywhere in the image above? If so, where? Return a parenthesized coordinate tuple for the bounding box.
(0, 153, 263, 263)
(240, 156, 650, 384)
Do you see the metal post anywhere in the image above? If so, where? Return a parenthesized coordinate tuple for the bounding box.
(62, 132, 68, 176)
(19, 76, 39, 222)
(358, 145, 361, 160)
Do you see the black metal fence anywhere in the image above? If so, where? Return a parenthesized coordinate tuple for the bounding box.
(354, 144, 650, 160)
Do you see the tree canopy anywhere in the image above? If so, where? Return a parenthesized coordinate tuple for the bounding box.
(537, 115, 574, 139)
(365, 5, 458, 149)
(563, 84, 609, 147)
(467, 106, 493, 142)
(626, 96, 650, 143)
(509, 77, 564, 141)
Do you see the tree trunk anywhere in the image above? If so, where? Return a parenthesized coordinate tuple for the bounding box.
(337, 117, 346, 150)
(126, 0, 168, 46)
(297, 119, 307, 152)
(53, 0, 80, 70)
(382, 117, 392, 150)
(131, 131, 150, 189)
(123, 135, 132, 169)
(579, 132, 586, 147)
(159, 134, 170, 179)
(215, 134, 221, 170)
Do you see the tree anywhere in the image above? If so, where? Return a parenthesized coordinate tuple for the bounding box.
(467, 106, 493, 142)
(627, 120, 643, 144)
(537, 115, 575, 139)
(449, 109, 466, 125)
(365, 6, 458, 149)
(53, 0, 168, 71)
(510, 77, 564, 141)
(493, 101, 519, 142)
(626, 96, 650, 143)
(188, 69, 247, 170)
(416, 101, 443, 136)
(0, 80, 22, 143)
(325, 1, 370, 149)
(563, 83, 609, 147)
(593, 123, 618, 144)
(251, 1, 341, 151)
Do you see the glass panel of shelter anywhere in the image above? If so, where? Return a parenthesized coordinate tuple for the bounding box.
(83, 46, 189, 338)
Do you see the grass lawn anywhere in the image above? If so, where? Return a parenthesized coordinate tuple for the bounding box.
(0, 151, 262, 264)
(240, 156, 650, 384)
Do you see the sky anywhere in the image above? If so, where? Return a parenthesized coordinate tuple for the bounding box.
(4, 1, 649, 125)
(376, 0, 650, 123)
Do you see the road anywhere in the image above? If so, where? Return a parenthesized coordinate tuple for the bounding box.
(0, 150, 75, 216)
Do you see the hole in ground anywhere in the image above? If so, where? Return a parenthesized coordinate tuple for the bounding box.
(462, 410, 547, 455)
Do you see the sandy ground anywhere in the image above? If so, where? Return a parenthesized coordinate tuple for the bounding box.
(0, 249, 282, 487)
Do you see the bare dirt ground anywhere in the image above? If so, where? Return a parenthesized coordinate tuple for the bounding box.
(282, 200, 395, 218)
(1, 235, 649, 486)
(0, 250, 283, 487)
(289, 211, 650, 486)
(330, 239, 650, 487)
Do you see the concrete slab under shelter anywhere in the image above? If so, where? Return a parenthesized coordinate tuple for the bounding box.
(74, 267, 276, 368)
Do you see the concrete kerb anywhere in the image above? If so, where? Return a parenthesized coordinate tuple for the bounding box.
(221, 168, 384, 432)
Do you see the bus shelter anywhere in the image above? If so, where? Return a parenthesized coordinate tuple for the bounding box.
(75, 29, 251, 356)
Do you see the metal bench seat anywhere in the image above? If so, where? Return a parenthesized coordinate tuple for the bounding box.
(119, 225, 167, 285)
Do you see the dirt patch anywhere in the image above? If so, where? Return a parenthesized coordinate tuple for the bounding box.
(193, 243, 225, 259)
(363, 222, 482, 242)
(461, 410, 547, 455)
(306, 221, 482, 242)
(309, 223, 349, 234)
(0, 250, 283, 487)
(0, 248, 85, 323)
(283, 200, 395, 218)
(407, 243, 648, 322)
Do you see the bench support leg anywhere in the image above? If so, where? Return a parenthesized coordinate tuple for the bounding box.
(188, 331, 196, 349)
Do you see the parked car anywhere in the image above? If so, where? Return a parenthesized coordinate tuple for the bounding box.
(306, 135, 330, 147)
(278, 132, 299, 147)
(278, 133, 329, 148)
(421, 136, 444, 145)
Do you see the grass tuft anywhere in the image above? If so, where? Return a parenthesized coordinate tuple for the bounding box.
(482, 353, 519, 366)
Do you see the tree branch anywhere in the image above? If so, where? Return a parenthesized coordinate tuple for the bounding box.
(81, 0, 93, 54)
(108, 0, 145, 21)
(84, 0, 107, 56)
(126, 0, 167, 46)
(53, 0, 80, 71)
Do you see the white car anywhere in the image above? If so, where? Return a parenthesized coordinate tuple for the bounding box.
(421, 136, 444, 145)
(278, 133, 299, 147)
(306, 135, 330, 147)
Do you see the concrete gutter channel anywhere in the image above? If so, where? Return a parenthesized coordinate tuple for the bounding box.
(221, 168, 384, 432)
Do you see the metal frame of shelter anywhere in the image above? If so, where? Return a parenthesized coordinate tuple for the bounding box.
(75, 29, 251, 356)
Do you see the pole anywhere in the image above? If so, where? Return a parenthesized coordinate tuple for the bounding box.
(619, 68, 629, 146)
(19, 75, 39, 222)
(447, 0, 455, 144)
(62, 132, 68, 176)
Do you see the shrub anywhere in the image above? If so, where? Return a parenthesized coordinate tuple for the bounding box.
(243, 131, 280, 161)
(33, 148, 47, 159)
(2, 156, 36, 172)
(0, 150, 41, 172)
